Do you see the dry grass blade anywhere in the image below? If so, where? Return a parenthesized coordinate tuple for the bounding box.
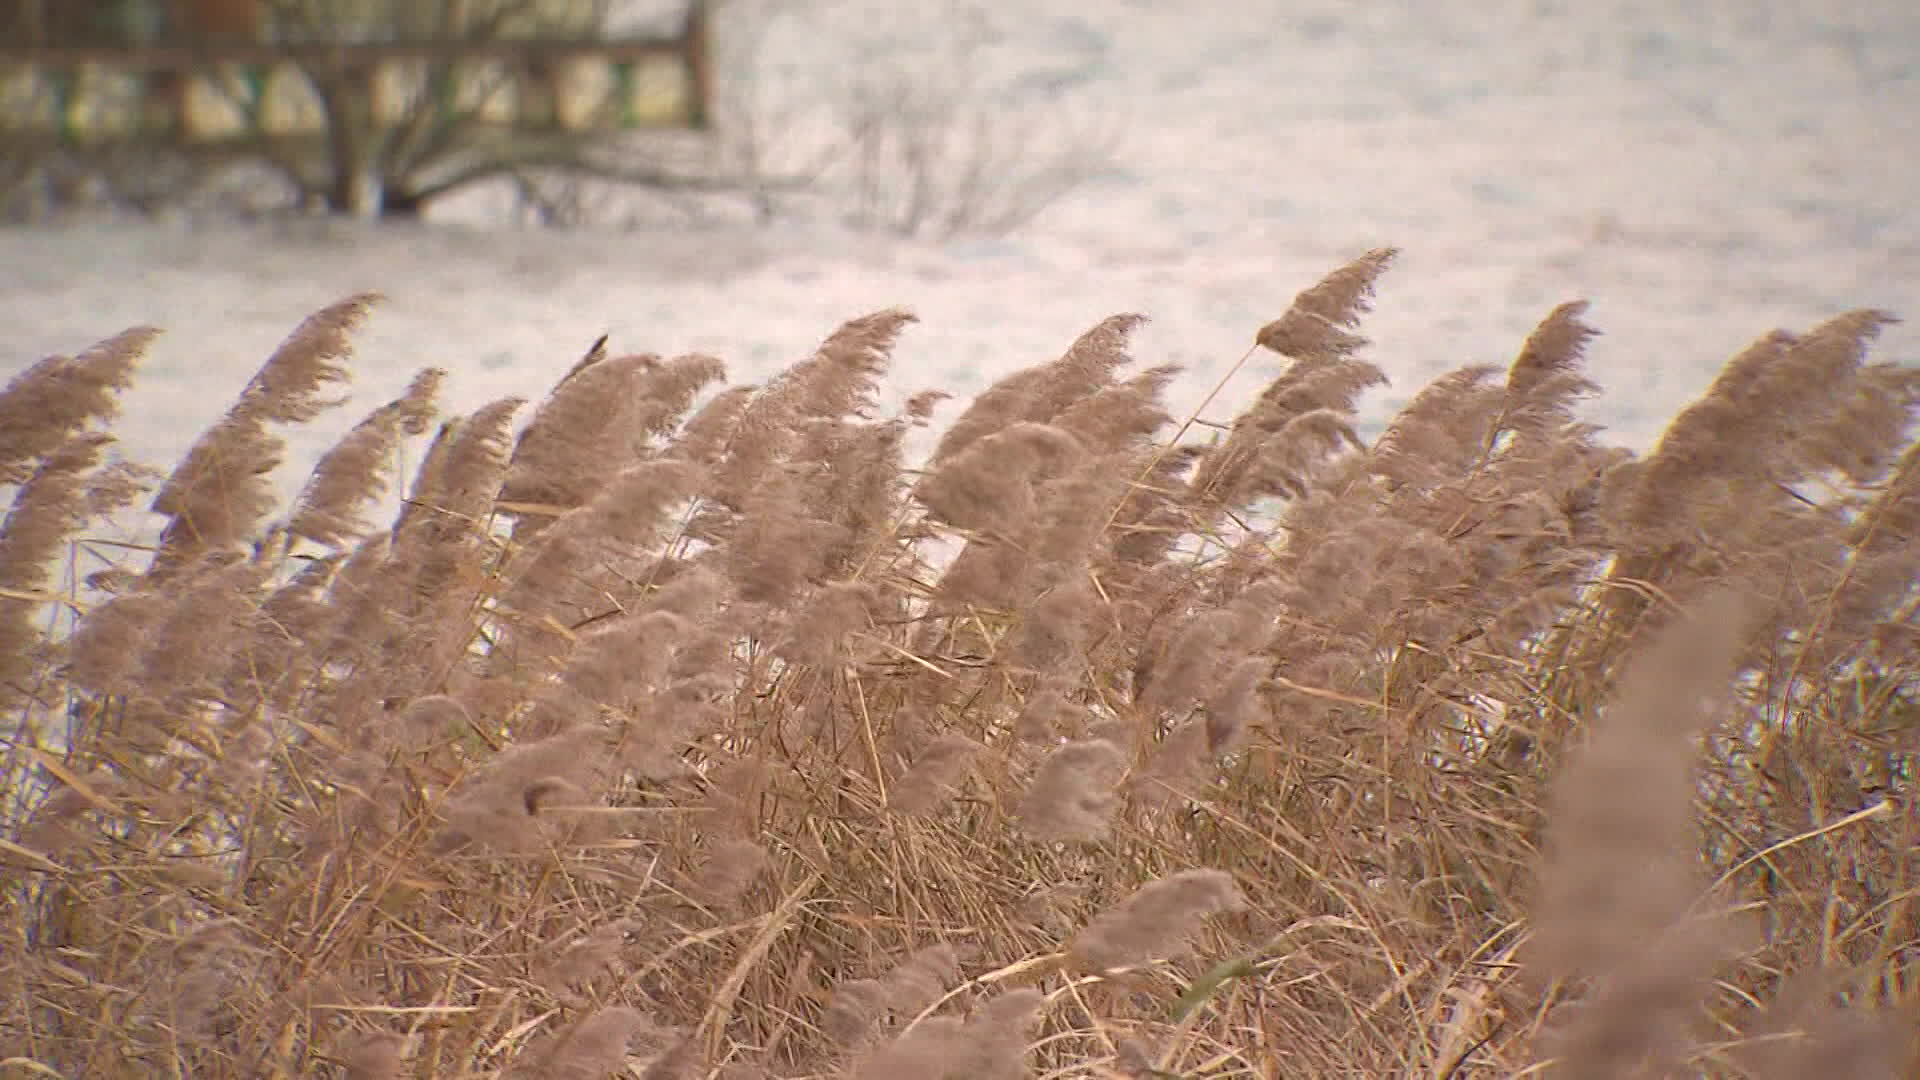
(2, 275, 1914, 1079)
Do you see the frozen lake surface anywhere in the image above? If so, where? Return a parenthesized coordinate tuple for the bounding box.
(2, 0, 1915, 520)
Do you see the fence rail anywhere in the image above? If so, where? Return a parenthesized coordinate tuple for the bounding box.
(0, 3, 711, 142)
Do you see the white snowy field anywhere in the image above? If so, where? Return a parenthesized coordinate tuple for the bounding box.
(1, 0, 1916, 518)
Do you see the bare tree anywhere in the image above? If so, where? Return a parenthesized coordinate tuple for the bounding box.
(240, 0, 719, 218)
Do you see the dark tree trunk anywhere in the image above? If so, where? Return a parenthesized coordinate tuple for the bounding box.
(379, 189, 428, 217)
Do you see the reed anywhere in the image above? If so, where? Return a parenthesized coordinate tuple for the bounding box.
(2, 251, 1913, 1077)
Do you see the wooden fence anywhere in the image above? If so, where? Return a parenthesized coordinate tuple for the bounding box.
(0, 1, 712, 143)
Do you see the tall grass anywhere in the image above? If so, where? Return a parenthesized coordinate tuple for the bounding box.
(2, 251, 1915, 1078)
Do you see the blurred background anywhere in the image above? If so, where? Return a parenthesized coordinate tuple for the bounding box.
(1, 0, 1916, 496)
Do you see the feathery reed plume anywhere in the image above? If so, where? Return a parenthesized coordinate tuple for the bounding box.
(686, 837, 770, 908)
(827, 944, 963, 1048)
(287, 366, 442, 548)
(904, 388, 951, 424)
(1013, 679, 1080, 742)
(1068, 868, 1244, 972)
(775, 580, 879, 668)
(1494, 299, 1601, 442)
(931, 313, 1147, 465)
(1016, 737, 1127, 842)
(0, 434, 111, 702)
(221, 549, 338, 710)
(723, 463, 845, 606)
(537, 919, 642, 999)
(1532, 589, 1755, 1078)
(238, 292, 376, 423)
(1006, 576, 1099, 676)
(916, 421, 1086, 534)
(11, 282, 1918, 1079)
(146, 409, 286, 577)
(639, 1039, 701, 1080)
(963, 989, 1048, 1080)
(635, 353, 731, 441)
(339, 1032, 408, 1080)
(789, 307, 917, 421)
(148, 295, 377, 576)
(1369, 365, 1505, 487)
(560, 332, 610, 385)
(502, 351, 658, 510)
(1253, 247, 1396, 360)
(1129, 720, 1215, 807)
(394, 396, 523, 541)
(706, 308, 913, 516)
(500, 459, 698, 627)
(1203, 656, 1264, 757)
(1052, 364, 1179, 454)
(824, 978, 895, 1047)
(136, 552, 265, 703)
(155, 918, 260, 1049)
(848, 1018, 973, 1080)
(1613, 310, 1899, 545)
(1738, 975, 1901, 1080)
(513, 1005, 659, 1080)
(886, 732, 983, 817)
(386, 395, 524, 664)
(668, 383, 756, 465)
(1800, 361, 1920, 483)
(0, 325, 151, 482)
(62, 583, 161, 696)
(1029, 453, 1131, 571)
(389, 692, 469, 752)
(435, 723, 614, 854)
(1193, 252, 1392, 511)
(848, 989, 1042, 1080)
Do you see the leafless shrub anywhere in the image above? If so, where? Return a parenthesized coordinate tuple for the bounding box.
(711, 0, 1116, 239)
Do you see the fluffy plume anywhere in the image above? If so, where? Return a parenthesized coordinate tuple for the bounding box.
(687, 837, 770, 908)
(1068, 869, 1245, 971)
(289, 367, 442, 548)
(339, 1032, 409, 1080)
(0, 326, 150, 483)
(0, 434, 111, 701)
(1254, 248, 1397, 359)
(886, 733, 983, 817)
(503, 351, 660, 509)
(1497, 300, 1601, 438)
(827, 944, 963, 1048)
(1016, 738, 1127, 842)
(916, 421, 1086, 533)
(931, 313, 1147, 464)
(1532, 590, 1755, 1078)
(10, 275, 1917, 1080)
(847, 989, 1042, 1080)
(514, 1005, 659, 1080)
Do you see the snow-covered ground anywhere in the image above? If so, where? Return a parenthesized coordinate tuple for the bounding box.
(2, 0, 1916, 514)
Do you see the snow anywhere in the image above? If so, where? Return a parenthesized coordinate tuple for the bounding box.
(1, 0, 1915, 529)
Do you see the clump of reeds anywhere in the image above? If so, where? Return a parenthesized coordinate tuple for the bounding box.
(1, 251, 1914, 1079)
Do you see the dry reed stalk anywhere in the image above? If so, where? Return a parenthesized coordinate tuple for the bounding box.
(2, 273, 1914, 1079)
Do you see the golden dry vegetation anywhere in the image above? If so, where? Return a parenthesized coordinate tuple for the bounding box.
(1, 250, 1915, 1077)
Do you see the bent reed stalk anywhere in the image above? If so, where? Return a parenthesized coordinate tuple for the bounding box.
(2, 252, 1915, 1078)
